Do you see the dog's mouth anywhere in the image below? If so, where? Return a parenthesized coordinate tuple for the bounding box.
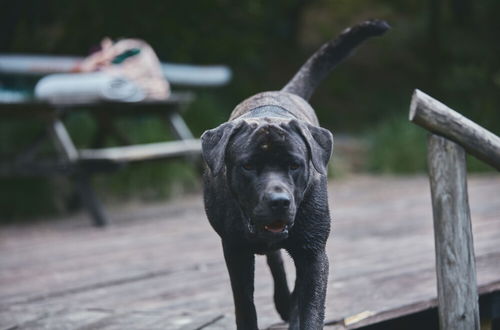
(246, 218, 291, 237)
(264, 220, 287, 233)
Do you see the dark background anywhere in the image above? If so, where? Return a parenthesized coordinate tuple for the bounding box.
(1, 0, 498, 218)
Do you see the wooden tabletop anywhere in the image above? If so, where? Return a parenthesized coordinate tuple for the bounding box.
(0, 92, 195, 118)
(0, 174, 499, 329)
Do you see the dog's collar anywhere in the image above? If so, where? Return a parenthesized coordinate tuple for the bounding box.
(238, 105, 298, 120)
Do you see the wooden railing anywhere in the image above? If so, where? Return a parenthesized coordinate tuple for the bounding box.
(409, 89, 500, 330)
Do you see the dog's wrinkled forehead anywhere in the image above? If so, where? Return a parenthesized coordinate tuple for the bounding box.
(248, 119, 285, 146)
(229, 118, 305, 155)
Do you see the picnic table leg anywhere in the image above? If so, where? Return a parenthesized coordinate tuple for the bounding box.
(492, 292, 500, 330)
(75, 172, 108, 227)
(49, 116, 108, 226)
(166, 112, 195, 140)
(165, 112, 200, 167)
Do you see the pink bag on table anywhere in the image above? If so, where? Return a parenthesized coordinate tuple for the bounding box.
(76, 38, 170, 101)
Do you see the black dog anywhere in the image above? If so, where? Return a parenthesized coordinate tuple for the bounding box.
(201, 20, 389, 329)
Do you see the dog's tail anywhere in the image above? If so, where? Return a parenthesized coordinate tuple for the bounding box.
(282, 19, 390, 101)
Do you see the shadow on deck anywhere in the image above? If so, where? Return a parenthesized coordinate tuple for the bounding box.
(1, 175, 499, 329)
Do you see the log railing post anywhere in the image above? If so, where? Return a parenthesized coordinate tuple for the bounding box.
(409, 89, 499, 330)
(427, 134, 480, 330)
(410, 89, 500, 171)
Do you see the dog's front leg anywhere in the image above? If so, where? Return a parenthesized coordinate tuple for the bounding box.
(222, 241, 258, 330)
(290, 249, 329, 329)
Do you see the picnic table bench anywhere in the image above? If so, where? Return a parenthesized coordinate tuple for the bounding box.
(0, 54, 231, 226)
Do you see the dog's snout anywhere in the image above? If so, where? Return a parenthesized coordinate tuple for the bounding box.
(268, 192, 291, 210)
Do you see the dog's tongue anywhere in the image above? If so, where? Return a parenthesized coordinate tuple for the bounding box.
(264, 221, 286, 233)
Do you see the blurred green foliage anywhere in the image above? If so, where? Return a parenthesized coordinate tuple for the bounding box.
(1, 0, 498, 218)
(366, 115, 427, 174)
(366, 115, 492, 174)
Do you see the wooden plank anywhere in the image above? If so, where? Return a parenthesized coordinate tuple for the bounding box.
(334, 278, 500, 329)
(78, 139, 201, 163)
(409, 89, 500, 170)
(49, 119, 78, 162)
(0, 92, 194, 117)
(427, 134, 480, 330)
(0, 175, 499, 329)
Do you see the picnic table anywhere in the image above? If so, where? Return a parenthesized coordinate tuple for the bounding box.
(0, 54, 231, 226)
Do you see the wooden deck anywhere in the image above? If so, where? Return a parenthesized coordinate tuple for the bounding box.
(1, 174, 499, 329)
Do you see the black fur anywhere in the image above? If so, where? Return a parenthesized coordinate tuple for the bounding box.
(201, 20, 389, 329)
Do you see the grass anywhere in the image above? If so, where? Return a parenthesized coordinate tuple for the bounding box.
(366, 115, 427, 174)
(366, 115, 494, 174)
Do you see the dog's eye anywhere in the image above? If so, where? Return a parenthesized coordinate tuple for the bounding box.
(289, 163, 300, 170)
(242, 163, 255, 171)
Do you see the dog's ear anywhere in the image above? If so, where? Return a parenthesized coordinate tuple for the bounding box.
(290, 120, 333, 175)
(201, 121, 243, 176)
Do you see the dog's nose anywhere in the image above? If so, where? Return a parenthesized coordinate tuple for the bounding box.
(268, 192, 291, 210)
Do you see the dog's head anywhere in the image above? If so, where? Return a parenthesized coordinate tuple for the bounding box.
(201, 115, 332, 243)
